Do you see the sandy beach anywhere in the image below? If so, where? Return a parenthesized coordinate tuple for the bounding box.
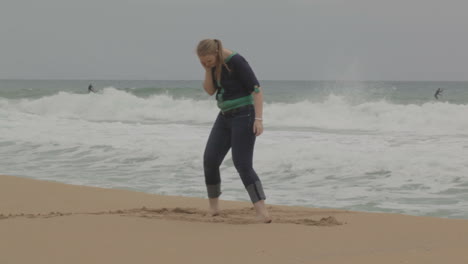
(1, 174, 467, 264)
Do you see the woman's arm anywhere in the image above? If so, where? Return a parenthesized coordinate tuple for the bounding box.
(253, 86, 263, 136)
(231, 55, 263, 136)
(203, 69, 216, 96)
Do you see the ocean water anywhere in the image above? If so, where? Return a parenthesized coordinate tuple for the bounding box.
(1, 79, 468, 219)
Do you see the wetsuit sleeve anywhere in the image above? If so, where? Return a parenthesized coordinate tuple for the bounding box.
(234, 56, 260, 93)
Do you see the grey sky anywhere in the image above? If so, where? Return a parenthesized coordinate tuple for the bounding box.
(0, 0, 467, 81)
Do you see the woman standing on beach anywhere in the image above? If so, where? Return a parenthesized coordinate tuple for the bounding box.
(196, 39, 271, 223)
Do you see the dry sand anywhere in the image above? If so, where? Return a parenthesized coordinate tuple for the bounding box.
(1, 174, 467, 264)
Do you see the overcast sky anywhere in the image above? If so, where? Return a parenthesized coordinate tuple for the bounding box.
(0, 0, 467, 81)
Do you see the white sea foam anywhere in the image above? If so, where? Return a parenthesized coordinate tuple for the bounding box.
(3, 88, 217, 124)
(2, 87, 468, 135)
(1, 87, 468, 218)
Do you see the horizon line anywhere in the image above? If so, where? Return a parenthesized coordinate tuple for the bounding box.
(1, 78, 468, 82)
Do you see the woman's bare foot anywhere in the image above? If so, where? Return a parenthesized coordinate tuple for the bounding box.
(209, 198, 220, 216)
(253, 200, 272, 223)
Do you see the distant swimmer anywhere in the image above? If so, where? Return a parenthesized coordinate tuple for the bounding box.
(434, 88, 443, 100)
(88, 84, 96, 93)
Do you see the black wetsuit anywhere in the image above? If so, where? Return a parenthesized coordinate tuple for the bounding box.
(203, 52, 266, 203)
(434, 88, 442, 99)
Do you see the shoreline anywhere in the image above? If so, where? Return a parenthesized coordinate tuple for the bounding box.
(1, 174, 468, 263)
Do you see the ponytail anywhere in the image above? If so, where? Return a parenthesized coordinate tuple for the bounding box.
(214, 39, 224, 83)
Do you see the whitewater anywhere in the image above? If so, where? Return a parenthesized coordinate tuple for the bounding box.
(1, 80, 468, 219)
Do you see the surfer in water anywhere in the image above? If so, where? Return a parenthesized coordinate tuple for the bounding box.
(434, 88, 443, 100)
(196, 38, 271, 223)
(88, 84, 96, 93)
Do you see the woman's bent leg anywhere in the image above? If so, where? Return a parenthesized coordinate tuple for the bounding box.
(203, 114, 231, 215)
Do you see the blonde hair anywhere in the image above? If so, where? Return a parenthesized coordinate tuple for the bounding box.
(197, 39, 227, 83)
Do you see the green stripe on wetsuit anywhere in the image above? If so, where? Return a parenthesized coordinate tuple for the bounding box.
(217, 94, 254, 112)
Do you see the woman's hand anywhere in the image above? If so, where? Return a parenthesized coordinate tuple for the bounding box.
(200, 61, 212, 71)
(200, 60, 216, 95)
(253, 119, 263, 136)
